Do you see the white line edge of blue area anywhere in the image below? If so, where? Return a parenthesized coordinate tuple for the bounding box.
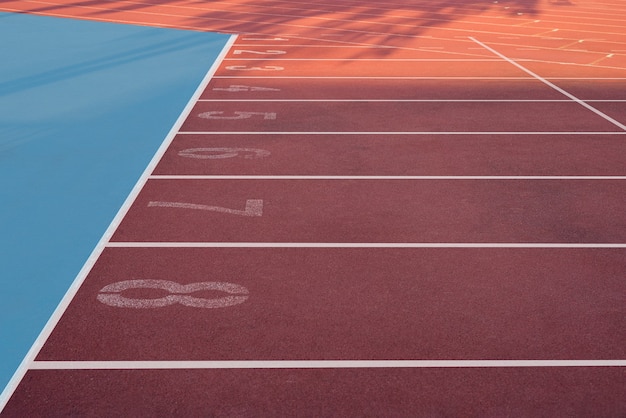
(0, 11, 231, 406)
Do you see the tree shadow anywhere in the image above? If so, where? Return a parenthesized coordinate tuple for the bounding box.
(2, 0, 544, 49)
(0, 0, 557, 63)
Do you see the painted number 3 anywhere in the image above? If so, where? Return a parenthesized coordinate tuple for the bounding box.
(97, 280, 249, 309)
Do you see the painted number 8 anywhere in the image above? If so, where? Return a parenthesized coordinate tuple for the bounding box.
(97, 280, 249, 309)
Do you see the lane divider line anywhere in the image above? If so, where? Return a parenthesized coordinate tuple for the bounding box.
(215, 76, 534, 79)
(105, 243, 626, 248)
(30, 360, 626, 370)
(213, 75, 626, 81)
(197, 99, 626, 102)
(470, 37, 626, 131)
(148, 176, 626, 180)
(224, 58, 507, 61)
(214, 76, 626, 80)
(0, 34, 240, 413)
(177, 131, 626, 135)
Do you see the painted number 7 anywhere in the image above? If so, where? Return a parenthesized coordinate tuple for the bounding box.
(148, 199, 263, 217)
(199, 111, 276, 120)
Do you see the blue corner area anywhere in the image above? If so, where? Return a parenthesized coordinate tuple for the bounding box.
(0, 12, 229, 391)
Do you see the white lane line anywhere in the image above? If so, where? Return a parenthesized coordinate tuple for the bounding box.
(198, 99, 576, 102)
(224, 58, 505, 61)
(177, 131, 626, 135)
(214, 76, 532, 79)
(470, 37, 626, 131)
(106, 243, 626, 248)
(0, 34, 240, 413)
(198, 99, 626, 102)
(30, 360, 626, 370)
(214, 76, 626, 80)
(149, 176, 626, 180)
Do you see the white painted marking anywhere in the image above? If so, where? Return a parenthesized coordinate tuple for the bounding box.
(30, 360, 626, 370)
(148, 199, 263, 217)
(470, 37, 626, 131)
(106, 243, 626, 249)
(225, 58, 505, 62)
(97, 280, 248, 309)
(214, 76, 534, 80)
(214, 77, 626, 81)
(199, 99, 575, 103)
(198, 111, 277, 120)
(233, 49, 286, 55)
(150, 176, 626, 180)
(225, 65, 284, 71)
(178, 147, 270, 160)
(0, 34, 240, 411)
(212, 85, 281, 92)
(178, 131, 626, 136)
(241, 37, 288, 41)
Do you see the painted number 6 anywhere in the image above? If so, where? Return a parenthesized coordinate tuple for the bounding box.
(178, 147, 270, 160)
(97, 280, 249, 308)
(199, 111, 276, 120)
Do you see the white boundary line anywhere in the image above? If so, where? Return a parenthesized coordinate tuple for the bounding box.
(105, 243, 626, 248)
(177, 131, 626, 135)
(0, 35, 239, 412)
(213, 76, 626, 80)
(214, 76, 533, 79)
(470, 37, 626, 131)
(197, 99, 626, 103)
(224, 58, 508, 61)
(149, 176, 626, 180)
(30, 360, 626, 370)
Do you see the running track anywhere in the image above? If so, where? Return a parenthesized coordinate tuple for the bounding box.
(2, 0, 626, 415)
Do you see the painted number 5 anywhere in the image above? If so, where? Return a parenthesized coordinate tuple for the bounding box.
(97, 280, 249, 308)
(225, 65, 283, 71)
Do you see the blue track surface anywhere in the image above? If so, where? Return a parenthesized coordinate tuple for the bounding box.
(0, 12, 228, 391)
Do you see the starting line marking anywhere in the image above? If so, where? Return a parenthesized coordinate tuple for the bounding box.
(105, 243, 626, 248)
(30, 360, 626, 370)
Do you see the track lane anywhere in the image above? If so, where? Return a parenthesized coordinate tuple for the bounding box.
(5, 367, 625, 416)
(154, 133, 626, 176)
(34, 247, 626, 361)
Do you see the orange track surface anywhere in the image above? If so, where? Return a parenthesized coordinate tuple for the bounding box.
(2, 0, 625, 416)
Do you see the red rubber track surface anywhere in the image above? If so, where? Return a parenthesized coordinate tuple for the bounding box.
(2, 0, 625, 416)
